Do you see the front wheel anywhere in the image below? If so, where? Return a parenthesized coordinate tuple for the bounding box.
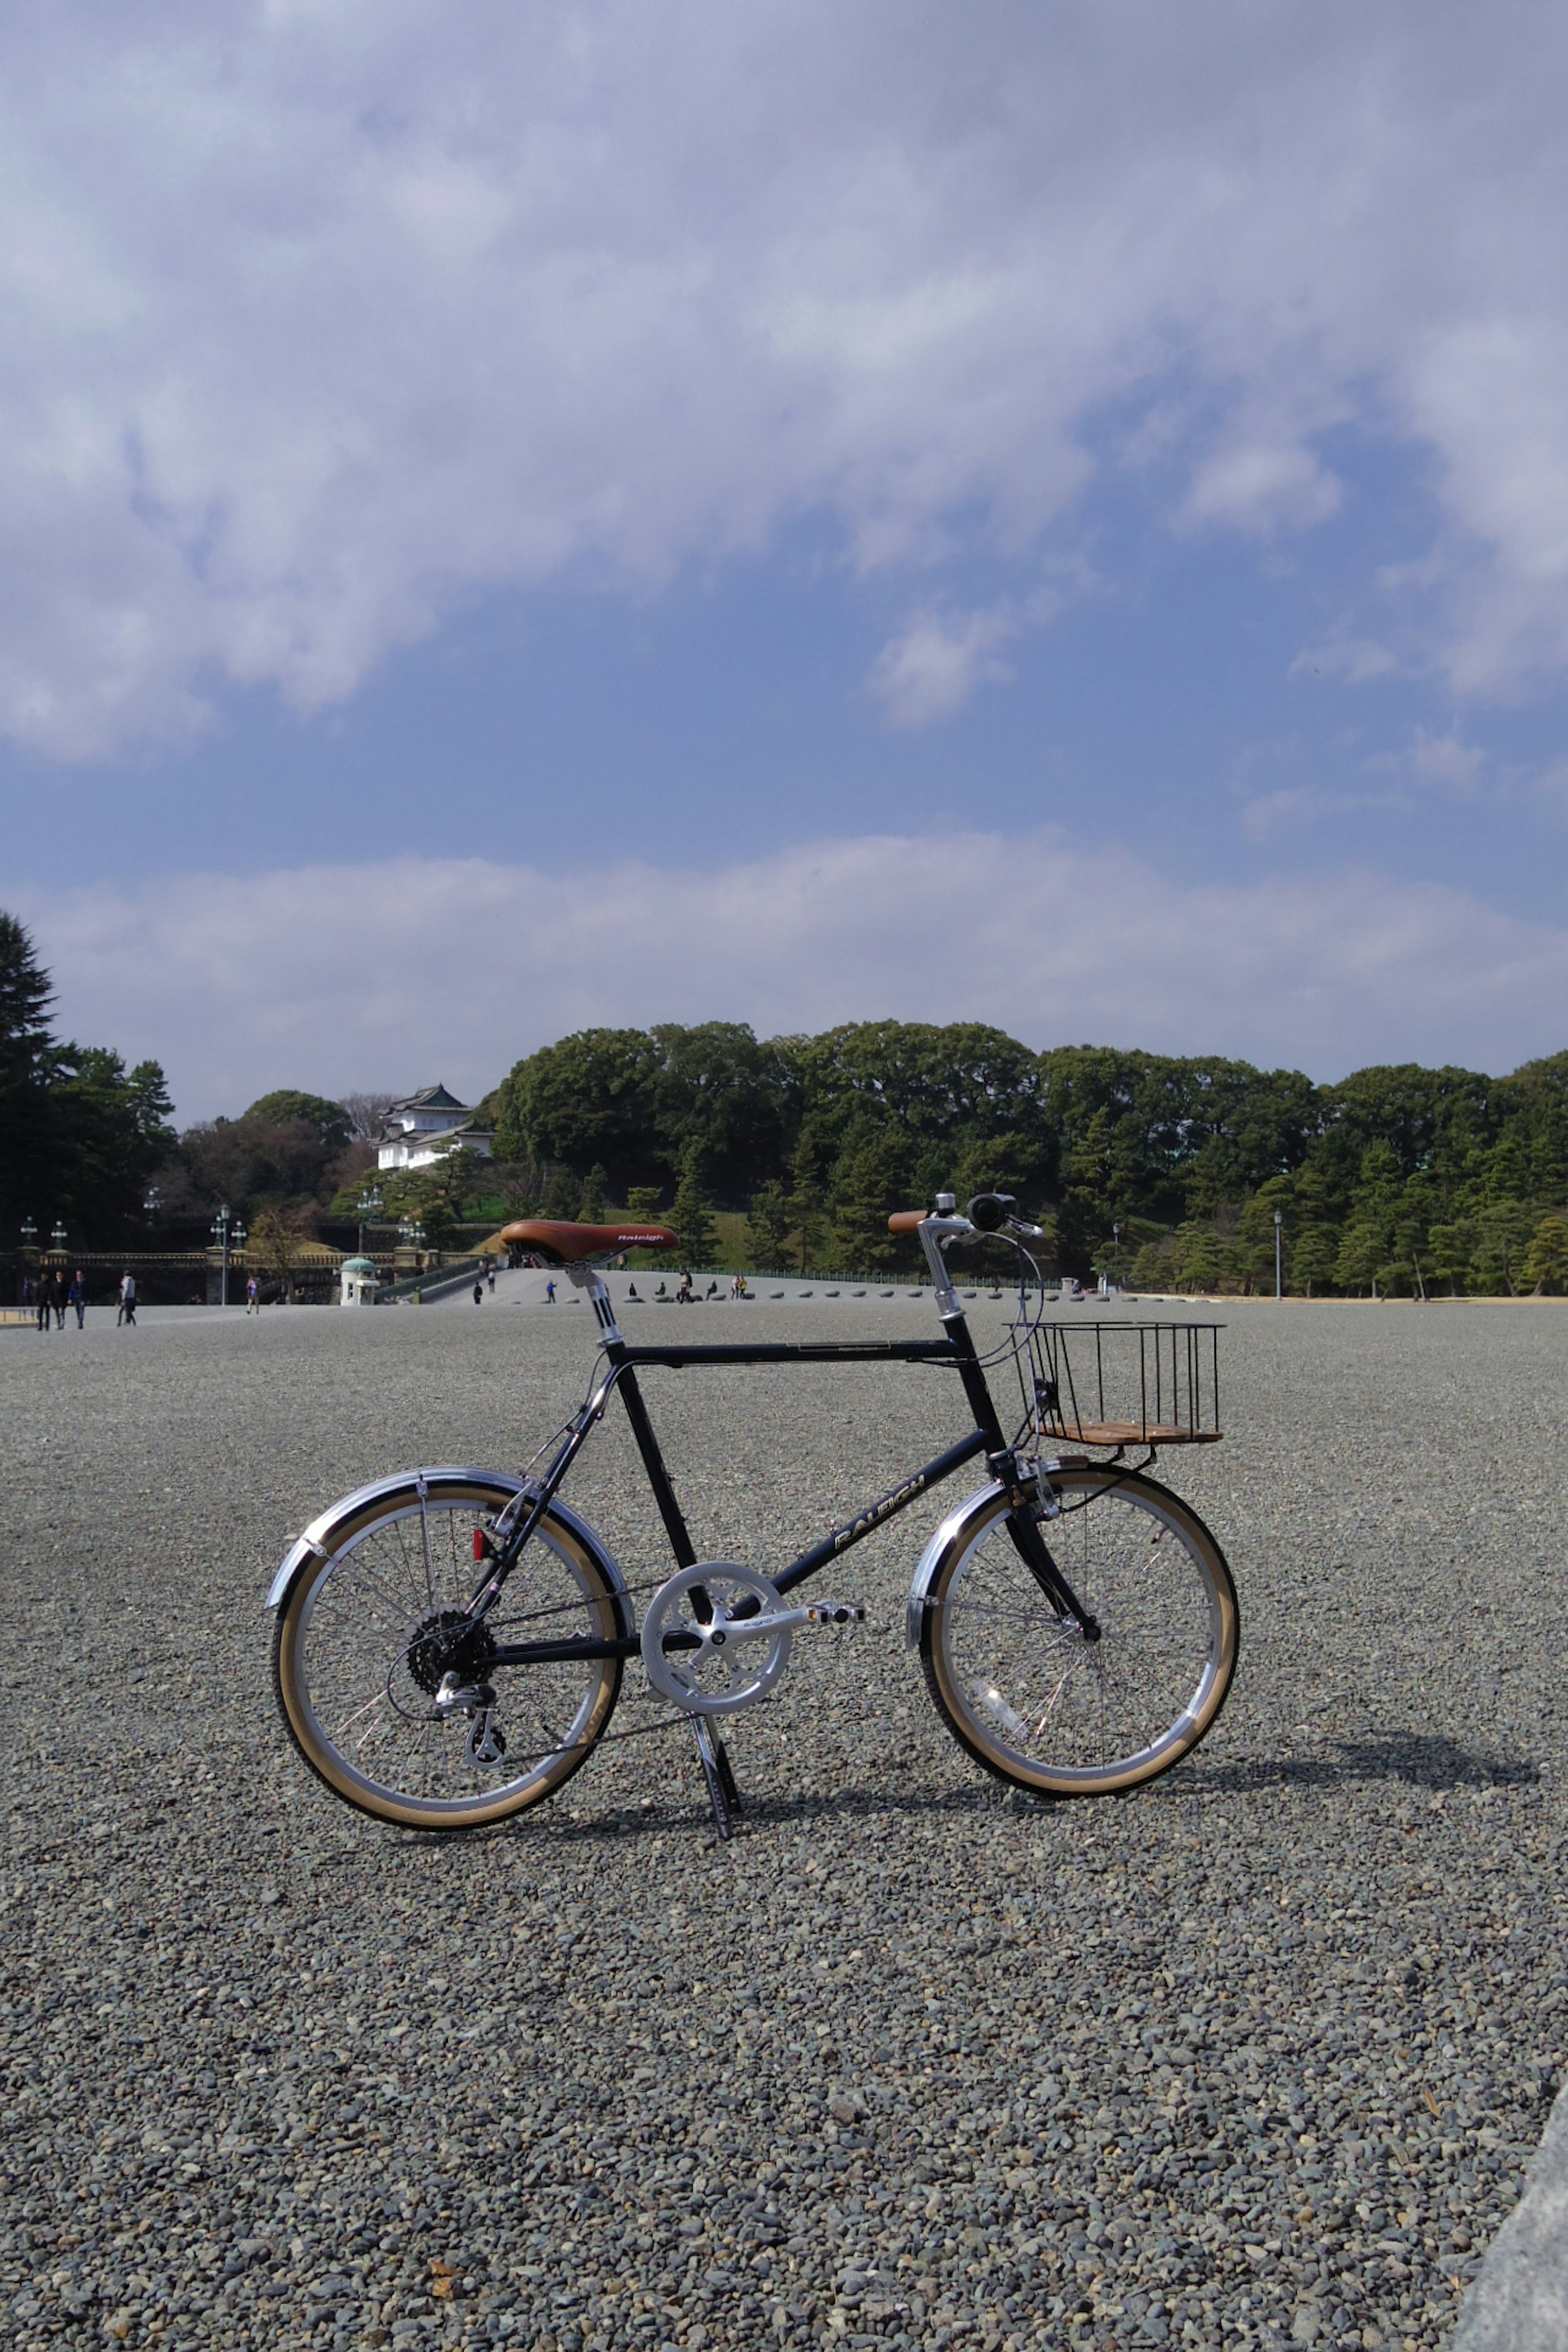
(921, 1467, 1238, 1798)
(273, 1473, 625, 1830)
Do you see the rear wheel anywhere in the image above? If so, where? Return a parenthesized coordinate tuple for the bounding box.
(922, 1467, 1238, 1797)
(273, 1474, 624, 1829)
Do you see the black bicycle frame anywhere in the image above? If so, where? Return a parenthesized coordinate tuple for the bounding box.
(474, 1295, 1096, 1668)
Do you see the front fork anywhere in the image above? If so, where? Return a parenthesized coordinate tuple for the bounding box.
(997, 1457, 1101, 1642)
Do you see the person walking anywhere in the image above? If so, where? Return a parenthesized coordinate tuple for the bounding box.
(117, 1271, 137, 1326)
(472, 1277, 484, 1306)
(53, 1272, 67, 1329)
(36, 1272, 51, 1332)
(487, 1264, 496, 1294)
(246, 1273, 260, 1314)
(67, 1270, 87, 1329)
(545, 1278, 557, 1304)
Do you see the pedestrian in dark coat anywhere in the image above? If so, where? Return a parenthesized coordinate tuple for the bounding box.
(67, 1271, 87, 1328)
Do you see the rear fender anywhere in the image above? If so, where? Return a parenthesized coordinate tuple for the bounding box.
(266, 1467, 632, 1639)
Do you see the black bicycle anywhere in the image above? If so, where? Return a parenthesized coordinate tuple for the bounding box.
(269, 1194, 1239, 1836)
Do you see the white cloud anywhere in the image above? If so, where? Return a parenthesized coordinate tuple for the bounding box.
(6, 4, 1568, 755)
(1365, 728, 1489, 795)
(868, 606, 1016, 727)
(18, 832, 1568, 1120)
(1181, 443, 1342, 537)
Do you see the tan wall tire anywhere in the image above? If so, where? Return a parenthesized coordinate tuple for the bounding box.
(922, 1468, 1238, 1799)
(272, 1475, 623, 1830)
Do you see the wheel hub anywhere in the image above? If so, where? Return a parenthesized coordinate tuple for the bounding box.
(406, 1609, 497, 1697)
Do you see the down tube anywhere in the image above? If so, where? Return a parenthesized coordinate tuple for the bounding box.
(773, 1429, 989, 1592)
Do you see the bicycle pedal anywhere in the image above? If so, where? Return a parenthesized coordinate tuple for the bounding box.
(804, 1602, 865, 1626)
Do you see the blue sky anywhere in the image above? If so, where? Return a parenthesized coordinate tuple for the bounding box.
(5, 2, 1568, 1116)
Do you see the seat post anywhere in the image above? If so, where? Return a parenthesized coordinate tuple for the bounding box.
(567, 1260, 623, 1342)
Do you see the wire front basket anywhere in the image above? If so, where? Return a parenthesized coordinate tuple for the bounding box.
(1015, 1320, 1223, 1450)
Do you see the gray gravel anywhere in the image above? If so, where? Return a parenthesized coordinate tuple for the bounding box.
(3, 1298, 1566, 2352)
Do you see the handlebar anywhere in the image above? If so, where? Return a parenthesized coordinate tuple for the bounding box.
(886, 1196, 1044, 1242)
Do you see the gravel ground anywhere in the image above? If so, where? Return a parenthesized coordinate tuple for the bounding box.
(3, 1299, 1566, 2352)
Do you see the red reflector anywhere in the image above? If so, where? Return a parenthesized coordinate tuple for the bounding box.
(473, 1529, 485, 1561)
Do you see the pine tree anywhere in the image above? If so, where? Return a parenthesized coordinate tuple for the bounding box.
(831, 1128, 910, 1272)
(625, 1185, 664, 1222)
(670, 1143, 716, 1268)
(542, 1166, 581, 1218)
(786, 1123, 830, 1274)
(744, 1180, 792, 1269)
(579, 1163, 608, 1223)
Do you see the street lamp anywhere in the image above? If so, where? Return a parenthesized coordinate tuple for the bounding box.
(144, 1184, 162, 1224)
(1274, 1208, 1283, 1302)
(20, 1217, 38, 1254)
(358, 1184, 384, 1256)
(50, 1220, 68, 1254)
(399, 1216, 425, 1267)
(211, 1205, 239, 1307)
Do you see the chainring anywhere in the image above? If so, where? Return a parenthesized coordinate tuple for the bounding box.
(640, 1562, 793, 1716)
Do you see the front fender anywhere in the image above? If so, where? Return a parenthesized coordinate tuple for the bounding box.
(266, 1468, 632, 1641)
(904, 1479, 1005, 1648)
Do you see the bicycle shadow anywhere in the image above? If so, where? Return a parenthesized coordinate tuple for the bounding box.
(1185, 1732, 1538, 1796)
(390, 1734, 1537, 1853)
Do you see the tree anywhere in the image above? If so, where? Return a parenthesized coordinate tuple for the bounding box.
(0, 913, 175, 1239)
(339, 1092, 396, 1144)
(669, 1144, 716, 1267)
(244, 1091, 354, 1152)
(786, 1122, 832, 1274)
(625, 1185, 664, 1222)
(1130, 1239, 1171, 1290)
(744, 1180, 792, 1269)
(541, 1166, 581, 1220)
(1524, 1215, 1568, 1295)
(248, 1206, 310, 1301)
(578, 1163, 608, 1224)
(1168, 1223, 1228, 1294)
(1290, 1225, 1339, 1297)
(490, 1029, 664, 1193)
(0, 912, 55, 1211)
(832, 1125, 913, 1272)
(1468, 1197, 1536, 1295)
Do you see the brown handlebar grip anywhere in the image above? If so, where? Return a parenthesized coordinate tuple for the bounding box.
(887, 1209, 929, 1234)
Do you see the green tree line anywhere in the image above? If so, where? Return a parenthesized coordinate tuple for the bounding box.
(478, 1022, 1568, 1293)
(11, 893, 1568, 1294)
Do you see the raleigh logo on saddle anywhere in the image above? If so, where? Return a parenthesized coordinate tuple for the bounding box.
(269, 1194, 1237, 1840)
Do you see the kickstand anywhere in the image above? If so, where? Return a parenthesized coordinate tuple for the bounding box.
(690, 1718, 743, 1840)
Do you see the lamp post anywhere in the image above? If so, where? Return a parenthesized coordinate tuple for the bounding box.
(399, 1216, 425, 1271)
(212, 1205, 239, 1307)
(1274, 1209, 1283, 1302)
(358, 1184, 384, 1257)
(144, 1184, 162, 1225)
(50, 1219, 68, 1255)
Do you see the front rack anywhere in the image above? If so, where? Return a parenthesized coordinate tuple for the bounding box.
(1017, 1320, 1223, 1449)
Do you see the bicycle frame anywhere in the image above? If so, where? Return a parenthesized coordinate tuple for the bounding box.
(468, 1231, 1098, 1670)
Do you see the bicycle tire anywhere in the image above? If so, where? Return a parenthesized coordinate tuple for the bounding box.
(920, 1467, 1238, 1798)
(273, 1472, 624, 1830)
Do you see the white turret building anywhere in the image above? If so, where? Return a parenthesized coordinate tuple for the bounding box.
(376, 1085, 495, 1173)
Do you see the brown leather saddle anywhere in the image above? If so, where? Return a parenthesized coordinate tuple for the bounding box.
(499, 1218, 678, 1266)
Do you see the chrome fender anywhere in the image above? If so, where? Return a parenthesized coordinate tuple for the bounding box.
(905, 1479, 1005, 1648)
(266, 1466, 633, 1639)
